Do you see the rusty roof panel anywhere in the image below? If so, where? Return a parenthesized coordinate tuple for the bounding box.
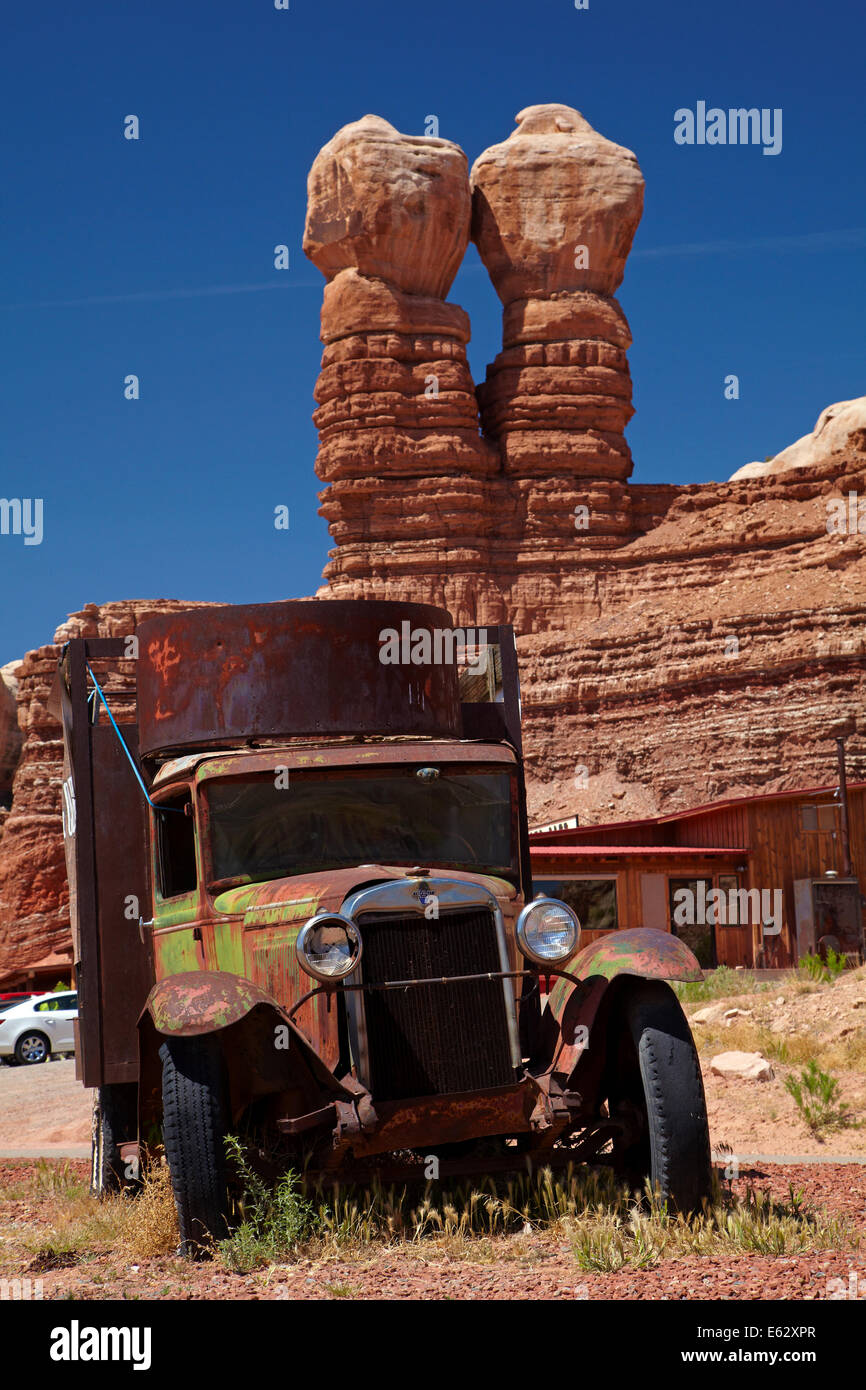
(136, 600, 462, 758)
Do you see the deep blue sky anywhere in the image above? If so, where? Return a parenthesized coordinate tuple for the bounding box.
(2, 0, 864, 663)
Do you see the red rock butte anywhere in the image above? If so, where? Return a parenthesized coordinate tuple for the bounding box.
(0, 103, 865, 981)
(305, 104, 866, 825)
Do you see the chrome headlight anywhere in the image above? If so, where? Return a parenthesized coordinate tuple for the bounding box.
(516, 898, 580, 966)
(296, 914, 362, 983)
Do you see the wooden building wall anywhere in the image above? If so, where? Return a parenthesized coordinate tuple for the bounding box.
(531, 787, 865, 969)
(531, 853, 743, 958)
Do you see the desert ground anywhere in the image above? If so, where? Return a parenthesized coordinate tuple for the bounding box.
(1, 965, 864, 1300)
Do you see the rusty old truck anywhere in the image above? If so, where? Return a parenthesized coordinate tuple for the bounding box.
(52, 598, 712, 1254)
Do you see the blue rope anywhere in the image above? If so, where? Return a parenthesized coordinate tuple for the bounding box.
(86, 664, 182, 813)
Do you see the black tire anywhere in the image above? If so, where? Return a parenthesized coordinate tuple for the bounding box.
(14, 1031, 50, 1065)
(605, 980, 712, 1213)
(91, 1083, 139, 1197)
(160, 1035, 230, 1257)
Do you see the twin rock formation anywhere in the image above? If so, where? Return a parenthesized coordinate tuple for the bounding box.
(304, 104, 646, 599)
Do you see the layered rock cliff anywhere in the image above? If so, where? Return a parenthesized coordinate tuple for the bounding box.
(0, 601, 216, 981)
(307, 106, 866, 825)
(304, 116, 497, 491)
(731, 397, 866, 481)
(472, 104, 644, 486)
(0, 663, 22, 809)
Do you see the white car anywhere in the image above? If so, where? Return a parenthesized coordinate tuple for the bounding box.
(0, 990, 78, 1065)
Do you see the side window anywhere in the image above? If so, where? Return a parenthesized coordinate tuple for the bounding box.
(155, 793, 198, 898)
(802, 804, 839, 834)
(36, 995, 73, 1012)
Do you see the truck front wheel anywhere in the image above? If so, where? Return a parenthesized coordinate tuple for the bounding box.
(604, 980, 712, 1213)
(160, 1035, 230, 1257)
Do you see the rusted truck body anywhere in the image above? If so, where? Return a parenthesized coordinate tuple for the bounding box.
(53, 599, 712, 1254)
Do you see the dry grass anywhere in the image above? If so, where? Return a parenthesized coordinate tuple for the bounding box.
(675, 967, 765, 1004)
(218, 1163, 858, 1272)
(1, 1159, 858, 1278)
(565, 1186, 856, 1271)
(781, 975, 823, 998)
(116, 1165, 179, 1260)
(696, 1017, 866, 1077)
(698, 1019, 815, 1064)
(1, 1159, 179, 1273)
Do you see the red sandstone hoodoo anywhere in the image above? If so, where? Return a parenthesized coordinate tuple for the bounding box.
(55, 599, 711, 1255)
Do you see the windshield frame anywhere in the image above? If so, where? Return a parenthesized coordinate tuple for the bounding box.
(201, 760, 521, 893)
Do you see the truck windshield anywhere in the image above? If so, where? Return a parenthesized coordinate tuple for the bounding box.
(205, 767, 516, 885)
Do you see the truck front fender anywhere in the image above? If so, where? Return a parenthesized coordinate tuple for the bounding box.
(570, 927, 702, 986)
(143, 970, 279, 1036)
(536, 929, 702, 1086)
(137, 971, 349, 1139)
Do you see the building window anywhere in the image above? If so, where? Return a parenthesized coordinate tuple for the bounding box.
(801, 804, 839, 834)
(533, 878, 618, 932)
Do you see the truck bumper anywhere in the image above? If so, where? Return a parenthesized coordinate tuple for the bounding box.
(277, 1071, 586, 1162)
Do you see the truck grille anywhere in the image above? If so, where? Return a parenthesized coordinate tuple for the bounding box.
(356, 906, 515, 1101)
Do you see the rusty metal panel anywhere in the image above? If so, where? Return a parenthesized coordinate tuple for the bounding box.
(53, 638, 152, 1087)
(459, 624, 532, 903)
(136, 600, 462, 757)
(327, 1083, 535, 1159)
(90, 723, 154, 1083)
(54, 640, 100, 1085)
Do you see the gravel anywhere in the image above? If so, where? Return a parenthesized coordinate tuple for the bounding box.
(2, 1159, 864, 1301)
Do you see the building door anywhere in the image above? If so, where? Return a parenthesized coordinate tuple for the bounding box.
(640, 873, 668, 930)
(813, 880, 864, 957)
(669, 877, 717, 968)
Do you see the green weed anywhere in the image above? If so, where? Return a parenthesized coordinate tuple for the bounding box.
(675, 966, 760, 1004)
(784, 1061, 852, 1134)
(217, 1137, 319, 1272)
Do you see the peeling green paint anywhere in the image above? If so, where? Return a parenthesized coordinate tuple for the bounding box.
(155, 928, 201, 976)
(243, 897, 318, 927)
(212, 920, 246, 976)
(154, 893, 197, 930)
(212, 884, 322, 921)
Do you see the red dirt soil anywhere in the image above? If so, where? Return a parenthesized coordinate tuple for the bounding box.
(1, 1159, 864, 1301)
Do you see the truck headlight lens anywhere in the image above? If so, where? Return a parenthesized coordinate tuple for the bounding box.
(516, 899, 580, 966)
(296, 914, 362, 983)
